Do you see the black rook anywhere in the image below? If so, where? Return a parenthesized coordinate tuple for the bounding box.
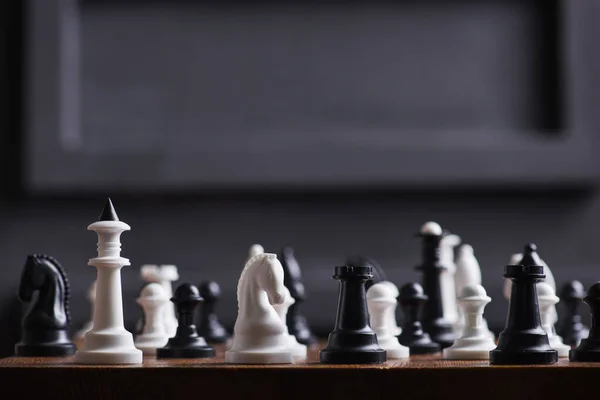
(320, 265, 386, 364)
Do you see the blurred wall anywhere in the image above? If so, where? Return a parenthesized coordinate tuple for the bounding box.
(1, 0, 600, 358)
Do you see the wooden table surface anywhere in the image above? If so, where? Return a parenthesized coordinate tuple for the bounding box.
(0, 343, 594, 399)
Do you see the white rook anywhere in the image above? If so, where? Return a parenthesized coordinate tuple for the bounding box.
(74, 198, 143, 364)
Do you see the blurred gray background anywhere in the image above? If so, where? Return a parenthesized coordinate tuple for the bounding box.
(1, 0, 600, 357)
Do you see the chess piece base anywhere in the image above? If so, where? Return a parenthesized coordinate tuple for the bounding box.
(443, 336, 496, 360)
(406, 342, 441, 355)
(548, 338, 570, 358)
(382, 344, 410, 359)
(75, 330, 143, 364)
(15, 342, 75, 357)
(320, 348, 386, 364)
(74, 349, 143, 364)
(225, 350, 293, 364)
(135, 336, 169, 356)
(490, 349, 558, 365)
(569, 348, 600, 362)
(157, 346, 216, 359)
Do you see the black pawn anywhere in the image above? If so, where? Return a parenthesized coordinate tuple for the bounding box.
(280, 247, 316, 345)
(569, 282, 600, 361)
(559, 280, 589, 346)
(15, 254, 76, 357)
(157, 283, 215, 358)
(398, 283, 441, 354)
(197, 281, 229, 344)
(416, 223, 455, 348)
(490, 244, 558, 365)
(320, 265, 386, 364)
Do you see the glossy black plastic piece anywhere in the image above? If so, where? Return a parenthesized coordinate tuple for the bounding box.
(197, 281, 229, 344)
(280, 246, 316, 345)
(346, 255, 387, 291)
(15, 254, 76, 357)
(98, 197, 119, 221)
(490, 244, 558, 365)
(416, 229, 455, 348)
(398, 282, 441, 354)
(320, 266, 386, 364)
(157, 283, 216, 359)
(559, 280, 589, 346)
(569, 282, 600, 362)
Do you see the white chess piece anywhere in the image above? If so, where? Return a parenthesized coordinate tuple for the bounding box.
(226, 243, 266, 351)
(134, 283, 169, 355)
(380, 281, 402, 336)
(443, 284, 496, 360)
(141, 264, 179, 337)
(440, 233, 461, 325)
(367, 283, 410, 359)
(249, 244, 264, 259)
(226, 253, 293, 364)
(272, 287, 307, 359)
(75, 199, 143, 364)
(75, 280, 96, 339)
(454, 245, 494, 341)
(504, 253, 559, 325)
(537, 282, 570, 357)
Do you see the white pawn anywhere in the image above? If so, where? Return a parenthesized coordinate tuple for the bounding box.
(225, 253, 293, 364)
(443, 284, 496, 360)
(454, 245, 494, 340)
(134, 283, 169, 355)
(75, 198, 142, 364)
(75, 281, 96, 339)
(141, 264, 179, 337)
(272, 287, 307, 359)
(537, 282, 570, 357)
(440, 233, 461, 325)
(380, 281, 402, 336)
(367, 283, 409, 359)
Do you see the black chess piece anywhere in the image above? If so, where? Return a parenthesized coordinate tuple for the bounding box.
(490, 244, 558, 365)
(398, 282, 441, 354)
(320, 265, 386, 364)
(346, 255, 388, 290)
(280, 247, 316, 345)
(569, 282, 600, 361)
(559, 280, 589, 346)
(157, 283, 216, 358)
(15, 254, 76, 357)
(197, 281, 229, 344)
(416, 222, 455, 348)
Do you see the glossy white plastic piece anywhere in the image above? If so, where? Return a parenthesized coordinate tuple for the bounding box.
(75, 219, 143, 364)
(420, 221, 443, 236)
(248, 244, 264, 259)
(504, 253, 558, 325)
(75, 281, 96, 339)
(134, 283, 169, 355)
(225, 253, 293, 364)
(454, 245, 494, 341)
(537, 282, 570, 357)
(440, 233, 461, 324)
(141, 264, 179, 337)
(367, 283, 410, 359)
(443, 284, 496, 360)
(380, 281, 402, 336)
(272, 287, 307, 359)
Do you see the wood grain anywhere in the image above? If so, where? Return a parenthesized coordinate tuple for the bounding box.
(0, 343, 595, 399)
